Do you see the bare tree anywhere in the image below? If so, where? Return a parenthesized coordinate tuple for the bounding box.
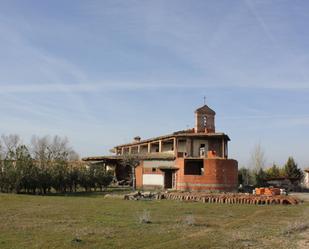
(30, 135, 80, 193)
(250, 143, 266, 171)
(0, 134, 95, 195)
(1, 134, 21, 159)
(249, 143, 267, 186)
(30, 135, 52, 163)
(48, 135, 79, 161)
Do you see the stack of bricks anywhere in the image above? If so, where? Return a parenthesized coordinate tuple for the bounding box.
(161, 192, 300, 205)
(255, 187, 281, 196)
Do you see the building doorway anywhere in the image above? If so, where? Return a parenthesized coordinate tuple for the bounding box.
(163, 170, 176, 189)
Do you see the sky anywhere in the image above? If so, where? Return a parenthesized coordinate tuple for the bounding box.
(0, 0, 308, 168)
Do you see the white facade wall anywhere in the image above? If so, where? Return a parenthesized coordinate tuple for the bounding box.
(142, 174, 164, 186)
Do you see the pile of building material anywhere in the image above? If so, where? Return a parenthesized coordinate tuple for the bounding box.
(123, 191, 300, 205)
(124, 191, 157, 200)
(162, 192, 300, 205)
(254, 187, 281, 196)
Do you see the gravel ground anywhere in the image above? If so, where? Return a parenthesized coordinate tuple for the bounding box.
(290, 192, 309, 202)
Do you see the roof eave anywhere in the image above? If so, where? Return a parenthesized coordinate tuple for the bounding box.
(114, 132, 230, 148)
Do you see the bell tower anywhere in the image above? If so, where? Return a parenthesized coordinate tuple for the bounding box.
(194, 104, 216, 133)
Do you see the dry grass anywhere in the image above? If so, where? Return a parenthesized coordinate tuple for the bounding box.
(282, 221, 309, 236)
(182, 214, 196, 226)
(137, 209, 152, 224)
(0, 193, 308, 249)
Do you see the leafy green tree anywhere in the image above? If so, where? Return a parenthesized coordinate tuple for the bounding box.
(15, 145, 34, 193)
(21, 160, 38, 194)
(67, 166, 80, 192)
(79, 166, 93, 191)
(265, 164, 281, 178)
(0, 134, 96, 195)
(37, 166, 52, 194)
(1, 159, 14, 192)
(94, 166, 113, 191)
(51, 160, 69, 193)
(31, 135, 78, 194)
(283, 157, 303, 181)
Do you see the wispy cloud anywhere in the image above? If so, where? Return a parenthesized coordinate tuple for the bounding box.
(2, 1, 309, 91)
(0, 0, 309, 166)
(1, 81, 309, 93)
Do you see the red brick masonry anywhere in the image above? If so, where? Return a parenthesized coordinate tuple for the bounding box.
(175, 158, 238, 191)
(135, 158, 238, 191)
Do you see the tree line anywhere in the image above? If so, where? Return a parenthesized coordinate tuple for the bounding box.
(0, 134, 113, 194)
(238, 144, 304, 187)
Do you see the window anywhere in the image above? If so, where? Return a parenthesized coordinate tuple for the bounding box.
(152, 168, 156, 172)
(203, 115, 207, 127)
(184, 159, 204, 175)
(199, 144, 206, 157)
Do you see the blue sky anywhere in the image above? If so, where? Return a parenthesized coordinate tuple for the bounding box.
(0, 0, 308, 168)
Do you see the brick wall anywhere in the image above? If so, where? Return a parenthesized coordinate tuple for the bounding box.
(175, 158, 238, 191)
(135, 161, 143, 188)
(136, 158, 238, 191)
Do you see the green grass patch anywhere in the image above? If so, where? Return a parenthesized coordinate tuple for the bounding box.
(0, 193, 308, 249)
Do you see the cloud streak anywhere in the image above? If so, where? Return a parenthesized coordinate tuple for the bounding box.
(0, 0, 309, 167)
(1, 81, 309, 93)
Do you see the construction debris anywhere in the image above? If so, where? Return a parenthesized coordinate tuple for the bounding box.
(162, 192, 300, 205)
(124, 191, 300, 205)
(124, 191, 157, 200)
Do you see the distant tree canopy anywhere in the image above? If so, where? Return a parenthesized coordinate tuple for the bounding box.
(265, 164, 281, 178)
(283, 157, 304, 180)
(238, 156, 304, 187)
(0, 134, 113, 194)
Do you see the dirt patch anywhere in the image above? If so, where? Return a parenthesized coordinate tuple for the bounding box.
(298, 230, 309, 249)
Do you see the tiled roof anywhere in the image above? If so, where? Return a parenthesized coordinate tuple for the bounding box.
(195, 105, 216, 114)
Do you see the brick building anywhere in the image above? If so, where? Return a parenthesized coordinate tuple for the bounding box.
(83, 104, 238, 191)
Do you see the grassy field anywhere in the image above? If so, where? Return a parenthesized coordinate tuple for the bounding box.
(0, 192, 308, 249)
